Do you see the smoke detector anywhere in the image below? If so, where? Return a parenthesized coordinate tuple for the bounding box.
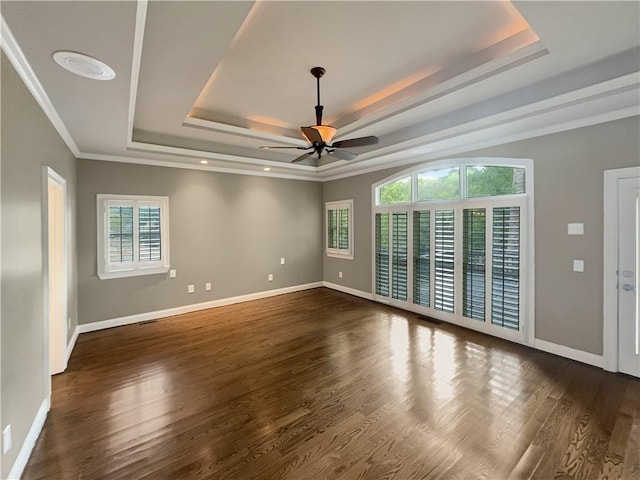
(52, 51, 115, 80)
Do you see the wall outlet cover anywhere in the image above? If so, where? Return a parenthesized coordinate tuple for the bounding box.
(573, 259, 585, 272)
(280, 258, 285, 265)
(205, 282, 212, 291)
(169, 269, 177, 278)
(567, 223, 584, 235)
(268, 274, 273, 282)
(187, 284, 195, 293)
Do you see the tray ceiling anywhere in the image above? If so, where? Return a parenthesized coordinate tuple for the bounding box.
(1, 1, 638, 180)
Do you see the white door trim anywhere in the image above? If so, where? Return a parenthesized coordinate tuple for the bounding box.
(42, 166, 69, 400)
(603, 166, 640, 372)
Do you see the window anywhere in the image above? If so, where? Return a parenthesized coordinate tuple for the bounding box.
(372, 158, 532, 344)
(97, 195, 170, 279)
(417, 167, 460, 201)
(326, 200, 353, 259)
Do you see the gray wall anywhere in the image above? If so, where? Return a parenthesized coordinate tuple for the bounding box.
(323, 116, 640, 356)
(1, 53, 78, 478)
(77, 160, 323, 324)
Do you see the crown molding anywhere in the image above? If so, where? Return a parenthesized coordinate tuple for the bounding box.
(1, 14, 80, 156)
(80, 151, 322, 181)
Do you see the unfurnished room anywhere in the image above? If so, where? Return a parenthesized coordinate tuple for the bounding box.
(1, 1, 639, 479)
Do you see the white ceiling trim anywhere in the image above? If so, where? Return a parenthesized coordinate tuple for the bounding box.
(126, 0, 148, 145)
(80, 152, 320, 181)
(335, 35, 548, 139)
(127, 140, 317, 172)
(182, 116, 307, 146)
(322, 106, 639, 182)
(1, 14, 80, 157)
(333, 71, 640, 167)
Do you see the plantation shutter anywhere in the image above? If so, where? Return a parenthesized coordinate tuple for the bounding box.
(434, 210, 455, 313)
(413, 210, 430, 307)
(492, 206, 520, 330)
(391, 212, 408, 301)
(139, 206, 162, 262)
(108, 205, 134, 263)
(338, 208, 349, 249)
(327, 209, 338, 249)
(463, 208, 486, 321)
(375, 213, 390, 296)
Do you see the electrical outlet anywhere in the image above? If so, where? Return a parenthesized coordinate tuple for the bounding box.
(573, 260, 585, 272)
(339, 271, 343, 279)
(268, 273, 273, 282)
(205, 282, 212, 291)
(3, 425, 12, 454)
(280, 257, 285, 265)
(169, 269, 177, 278)
(187, 284, 195, 293)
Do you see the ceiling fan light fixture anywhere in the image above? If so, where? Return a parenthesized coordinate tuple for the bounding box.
(304, 125, 337, 144)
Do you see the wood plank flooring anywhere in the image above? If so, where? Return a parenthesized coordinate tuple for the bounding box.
(23, 288, 640, 479)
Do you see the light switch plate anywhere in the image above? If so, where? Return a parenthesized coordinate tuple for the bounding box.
(573, 260, 585, 272)
(169, 269, 176, 278)
(187, 284, 195, 293)
(205, 282, 212, 291)
(568, 223, 584, 235)
(280, 257, 285, 265)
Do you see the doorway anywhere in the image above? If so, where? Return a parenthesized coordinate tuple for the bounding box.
(44, 167, 68, 378)
(604, 166, 640, 376)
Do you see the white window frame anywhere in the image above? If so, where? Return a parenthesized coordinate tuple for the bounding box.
(97, 194, 170, 280)
(371, 158, 534, 346)
(326, 199, 354, 259)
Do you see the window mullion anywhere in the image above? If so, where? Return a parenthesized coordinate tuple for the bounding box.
(133, 202, 140, 268)
(486, 205, 494, 330)
(454, 202, 463, 317)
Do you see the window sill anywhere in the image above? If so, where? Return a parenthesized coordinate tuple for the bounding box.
(326, 252, 354, 260)
(98, 266, 170, 280)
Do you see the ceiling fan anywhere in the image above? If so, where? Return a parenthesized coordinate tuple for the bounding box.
(260, 67, 378, 163)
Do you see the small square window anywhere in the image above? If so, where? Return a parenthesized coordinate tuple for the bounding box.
(326, 200, 353, 259)
(97, 194, 170, 279)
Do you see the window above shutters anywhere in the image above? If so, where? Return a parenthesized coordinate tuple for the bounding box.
(97, 194, 170, 279)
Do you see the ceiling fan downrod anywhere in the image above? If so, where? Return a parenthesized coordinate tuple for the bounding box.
(311, 66, 325, 127)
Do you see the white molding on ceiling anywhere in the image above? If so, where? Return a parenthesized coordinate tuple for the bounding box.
(182, 115, 307, 146)
(80, 151, 321, 181)
(127, 140, 317, 171)
(322, 106, 639, 183)
(0, 14, 81, 157)
(81, 72, 640, 182)
(176, 32, 547, 153)
(126, 0, 148, 145)
(336, 35, 548, 139)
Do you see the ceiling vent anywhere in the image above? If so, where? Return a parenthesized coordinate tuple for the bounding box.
(52, 51, 115, 80)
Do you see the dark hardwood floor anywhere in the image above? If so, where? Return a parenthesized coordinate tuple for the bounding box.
(23, 288, 640, 479)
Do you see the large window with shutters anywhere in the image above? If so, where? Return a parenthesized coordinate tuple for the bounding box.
(326, 200, 354, 259)
(97, 194, 170, 279)
(372, 159, 532, 343)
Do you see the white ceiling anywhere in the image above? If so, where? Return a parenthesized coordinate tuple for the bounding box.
(1, 1, 639, 181)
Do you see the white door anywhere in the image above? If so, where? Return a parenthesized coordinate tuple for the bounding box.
(618, 176, 640, 376)
(47, 170, 67, 375)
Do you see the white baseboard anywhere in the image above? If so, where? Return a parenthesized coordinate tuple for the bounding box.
(78, 282, 323, 334)
(66, 325, 79, 363)
(533, 339, 604, 368)
(323, 281, 373, 300)
(7, 398, 49, 480)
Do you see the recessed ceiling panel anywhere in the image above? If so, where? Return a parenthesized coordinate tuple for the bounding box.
(193, 1, 532, 129)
